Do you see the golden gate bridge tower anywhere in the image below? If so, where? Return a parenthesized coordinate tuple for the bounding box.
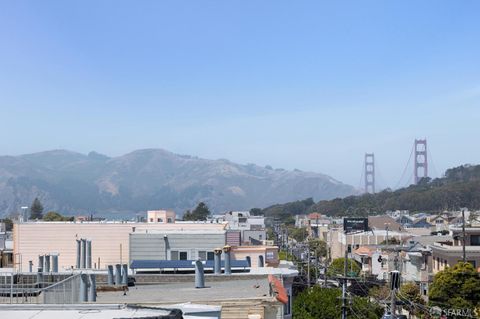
(364, 153, 375, 193)
(414, 139, 428, 184)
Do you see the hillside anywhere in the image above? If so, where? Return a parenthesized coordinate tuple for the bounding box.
(0, 149, 355, 217)
(259, 164, 480, 221)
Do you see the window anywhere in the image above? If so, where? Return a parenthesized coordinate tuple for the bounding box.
(207, 252, 215, 260)
(471, 235, 480, 246)
(167, 218, 173, 223)
(171, 251, 179, 260)
(259, 234, 263, 240)
(149, 218, 153, 222)
(171, 251, 188, 260)
(157, 218, 163, 222)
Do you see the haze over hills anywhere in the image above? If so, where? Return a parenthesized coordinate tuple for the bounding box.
(0, 149, 356, 218)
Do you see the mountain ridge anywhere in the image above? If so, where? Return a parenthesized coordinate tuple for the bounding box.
(0, 148, 356, 217)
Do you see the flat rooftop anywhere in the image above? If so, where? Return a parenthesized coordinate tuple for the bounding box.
(97, 277, 271, 304)
(0, 303, 220, 319)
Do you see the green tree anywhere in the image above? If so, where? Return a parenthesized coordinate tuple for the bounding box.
(327, 258, 361, 277)
(399, 282, 425, 317)
(43, 211, 73, 221)
(290, 227, 308, 242)
(249, 208, 262, 216)
(0, 218, 13, 231)
(379, 237, 400, 245)
(30, 197, 44, 219)
(308, 238, 327, 258)
(183, 202, 211, 221)
(293, 286, 382, 319)
(266, 227, 275, 240)
(429, 262, 480, 311)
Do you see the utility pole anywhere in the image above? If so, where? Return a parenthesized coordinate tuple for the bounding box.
(342, 249, 348, 319)
(385, 223, 389, 245)
(307, 247, 311, 288)
(462, 208, 466, 263)
(390, 271, 400, 318)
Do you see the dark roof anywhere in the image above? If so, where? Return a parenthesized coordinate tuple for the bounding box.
(130, 259, 250, 269)
(368, 216, 403, 231)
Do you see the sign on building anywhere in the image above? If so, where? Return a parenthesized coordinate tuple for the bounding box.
(343, 218, 368, 233)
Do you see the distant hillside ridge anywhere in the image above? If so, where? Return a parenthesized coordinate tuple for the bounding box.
(0, 149, 355, 217)
(259, 164, 480, 221)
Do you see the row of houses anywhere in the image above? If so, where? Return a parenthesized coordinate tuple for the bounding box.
(295, 209, 480, 298)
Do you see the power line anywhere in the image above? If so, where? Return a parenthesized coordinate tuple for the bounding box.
(427, 147, 440, 178)
(394, 143, 415, 189)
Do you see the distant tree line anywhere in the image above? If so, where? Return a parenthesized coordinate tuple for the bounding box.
(256, 164, 480, 222)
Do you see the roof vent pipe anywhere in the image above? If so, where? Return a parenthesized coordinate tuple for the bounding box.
(121, 264, 128, 285)
(214, 248, 222, 275)
(107, 265, 114, 285)
(44, 254, 50, 273)
(114, 264, 122, 285)
(36, 267, 43, 287)
(81, 239, 87, 269)
(86, 240, 92, 269)
(28, 260, 33, 273)
(38, 255, 44, 273)
(79, 273, 88, 302)
(52, 255, 58, 272)
(76, 240, 81, 269)
(223, 245, 232, 275)
(194, 259, 205, 288)
(88, 274, 96, 302)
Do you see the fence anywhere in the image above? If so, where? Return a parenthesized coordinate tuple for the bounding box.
(0, 272, 77, 304)
(42, 273, 81, 304)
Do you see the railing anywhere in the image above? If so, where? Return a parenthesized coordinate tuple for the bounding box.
(0, 272, 77, 304)
(41, 273, 81, 304)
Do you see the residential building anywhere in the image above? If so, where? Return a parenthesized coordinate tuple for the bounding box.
(431, 226, 480, 273)
(147, 210, 176, 223)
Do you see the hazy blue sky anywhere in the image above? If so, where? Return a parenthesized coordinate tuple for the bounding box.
(1, 1, 479, 189)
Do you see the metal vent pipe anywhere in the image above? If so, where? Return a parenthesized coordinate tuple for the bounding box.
(107, 265, 114, 285)
(76, 239, 81, 269)
(44, 254, 50, 273)
(88, 274, 96, 302)
(223, 245, 232, 275)
(36, 267, 43, 287)
(81, 239, 87, 269)
(194, 260, 205, 288)
(86, 240, 92, 269)
(38, 255, 44, 273)
(79, 273, 88, 302)
(52, 255, 58, 272)
(114, 264, 122, 285)
(121, 264, 128, 285)
(214, 248, 222, 274)
(28, 260, 33, 273)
